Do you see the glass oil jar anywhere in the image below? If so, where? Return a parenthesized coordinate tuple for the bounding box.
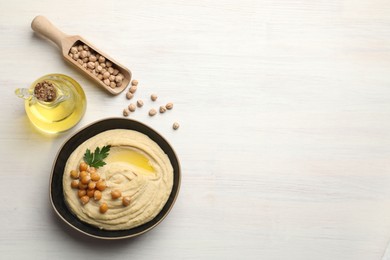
(15, 74, 87, 134)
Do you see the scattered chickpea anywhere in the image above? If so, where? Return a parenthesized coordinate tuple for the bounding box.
(128, 103, 136, 112)
(137, 100, 144, 107)
(100, 203, 108, 213)
(126, 92, 134, 100)
(129, 85, 137, 94)
(173, 122, 180, 130)
(149, 108, 157, 116)
(151, 94, 157, 101)
(111, 190, 122, 200)
(80, 195, 90, 205)
(98, 56, 105, 63)
(166, 102, 173, 110)
(159, 106, 167, 113)
(70, 170, 79, 179)
(131, 79, 138, 86)
(123, 108, 130, 117)
(122, 196, 131, 206)
(94, 190, 102, 201)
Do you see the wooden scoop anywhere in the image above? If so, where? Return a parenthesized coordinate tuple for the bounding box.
(31, 15, 131, 95)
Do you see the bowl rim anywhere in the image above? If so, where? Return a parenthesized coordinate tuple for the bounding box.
(49, 117, 181, 239)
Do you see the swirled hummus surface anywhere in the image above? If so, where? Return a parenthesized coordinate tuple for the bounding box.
(63, 129, 174, 230)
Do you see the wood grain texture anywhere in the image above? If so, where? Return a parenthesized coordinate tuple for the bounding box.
(1, 0, 390, 259)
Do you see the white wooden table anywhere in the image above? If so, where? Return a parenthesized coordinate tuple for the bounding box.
(1, 1, 390, 259)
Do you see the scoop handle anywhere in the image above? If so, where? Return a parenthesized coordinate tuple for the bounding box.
(31, 15, 67, 49)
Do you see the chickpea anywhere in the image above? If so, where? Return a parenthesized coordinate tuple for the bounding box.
(83, 45, 89, 51)
(113, 69, 119, 76)
(97, 74, 103, 80)
(166, 102, 174, 110)
(70, 170, 79, 179)
(149, 108, 157, 116)
(123, 108, 130, 117)
(99, 202, 108, 213)
(98, 56, 106, 63)
(82, 57, 89, 63)
(77, 59, 83, 65)
(108, 67, 114, 74)
(78, 182, 88, 190)
(87, 62, 95, 69)
(111, 190, 122, 200)
(70, 47, 78, 54)
(94, 190, 102, 201)
(109, 75, 115, 82)
(73, 53, 79, 60)
(122, 196, 131, 206)
(78, 189, 87, 198)
(80, 195, 90, 205)
(96, 65, 103, 72)
(89, 55, 97, 62)
(87, 189, 95, 198)
(137, 100, 144, 107)
(106, 61, 112, 67)
(115, 75, 123, 83)
(150, 94, 158, 101)
(131, 79, 138, 86)
(81, 175, 91, 184)
(96, 180, 107, 191)
(103, 71, 110, 79)
(100, 62, 106, 68)
(117, 81, 122, 87)
(88, 181, 96, 190)
(79, 170, 88, 180)
(90, 172, 100, 182)
(80, 50, 88, 58)
(78, 45, 84, 51)
(71, 180, 79, 189)
(103, 79, 110, 86)
(159, 106, 167, 113)
(79, 162, 88, 171)
(129, 85, 137, 94)
(126, 92, 134, 100)
(172, 122, 180, 130)
(128, 103, 136, 112)
(110, 82, 116, 89)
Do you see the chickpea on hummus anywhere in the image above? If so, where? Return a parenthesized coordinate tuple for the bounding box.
(63, 129, 174, 230)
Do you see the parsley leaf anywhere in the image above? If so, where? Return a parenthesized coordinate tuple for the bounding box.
(83, 145, 111, 168)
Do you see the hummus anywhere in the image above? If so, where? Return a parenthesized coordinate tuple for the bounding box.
(63, 129, 174, 230)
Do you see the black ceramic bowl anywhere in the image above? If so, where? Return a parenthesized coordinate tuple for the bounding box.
(50, 118, 181, 239)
